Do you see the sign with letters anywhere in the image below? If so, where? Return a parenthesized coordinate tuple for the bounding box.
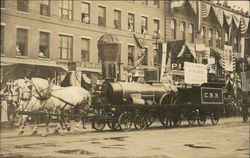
(184, 62, 207, 84)
(201, 87, 223, 104)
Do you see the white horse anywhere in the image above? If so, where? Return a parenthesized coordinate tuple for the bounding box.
(7, 79, 44, 135)
(21, 77, 91, 136)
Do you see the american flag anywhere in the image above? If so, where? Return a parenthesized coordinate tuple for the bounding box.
(201, 2, 211, 17)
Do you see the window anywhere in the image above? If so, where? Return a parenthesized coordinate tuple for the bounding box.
(81, 38, 90, 62)
(128, 13, 134, 32)
(153, 0, 160, 8)
(16, 28, 28, 56)
(114, 10, 121, 30)
(39, 32, 50, 58)
(141, 16, 148, 34)
(1, 0, 5, 8)
(59, 35, 73, 60)
(128, 45, 134, 66)
(233, 36, 240, 52)
(60, 0, 73, 20)
(81, 2, 90, 24)
(208, 28, 213, 47)
(153, 19, 160, 35)
(17, 0, 29, 12)
(1, 26, 4, 54)
(98, 6, 106, 27)
(180, 21, 186, 40)
(40, 0, 50, 16)
(189, 23, 194, 43)
(201, 27, 206, 40)
(215, 30, 221, 48)
(170, 18, 176, 39)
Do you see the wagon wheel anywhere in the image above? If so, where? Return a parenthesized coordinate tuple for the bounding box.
(118, 112, 132, 132)
(134, 112, 147, 130)
(211, 112, 220, 125)
(92, 118, 106, 131)
(187, 112, 196, 126)
(197, 114, 206, 126)
(107, 118, 119, 130)
(172, 114, 182, 127)
(146, 114, 154, 127)
(159, 112, 169, 128)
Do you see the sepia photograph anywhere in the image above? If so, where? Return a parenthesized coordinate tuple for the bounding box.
(0, 0, 249, 158)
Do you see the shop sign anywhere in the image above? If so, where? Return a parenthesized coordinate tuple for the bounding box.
(201, 87, 223, 104)
(184, 62, 207, 84)
(171, 62, 184, 70)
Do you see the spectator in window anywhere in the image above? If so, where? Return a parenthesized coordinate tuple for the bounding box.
(82, 15, 90, 24)
(39, 51, 45, 58)
(128, 23, 133, 32)
(16, 44, 21, 55)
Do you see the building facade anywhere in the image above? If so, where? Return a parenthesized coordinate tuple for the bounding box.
(1, 0, 166, 72)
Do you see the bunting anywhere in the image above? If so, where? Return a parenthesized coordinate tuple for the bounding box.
(240, 17, 249, 34)
(220, 46, 236, 72)
(233, 14, 241, 28)
(224, 10, 233, 26)
(212, 6, 224, 26)
(201, 2, 211, 17)
(188, 0, 197, 14)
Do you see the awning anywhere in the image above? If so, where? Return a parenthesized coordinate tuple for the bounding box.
(1, 57, 67, 71)
(171, 1, 185, 9)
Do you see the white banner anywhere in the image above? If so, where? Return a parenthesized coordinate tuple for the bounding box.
(184, 62, 207, 84)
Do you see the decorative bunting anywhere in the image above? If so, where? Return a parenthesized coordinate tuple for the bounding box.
(212, 6, 224, 26)
(233, 14, 241, 28)
(188, 0, 197, 14)
(201, 3, 211, 17)
(240, 17, 250, 34)
(224, 10, 233, 26)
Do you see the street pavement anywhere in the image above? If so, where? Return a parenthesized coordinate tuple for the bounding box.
(0, 117, 249, 158)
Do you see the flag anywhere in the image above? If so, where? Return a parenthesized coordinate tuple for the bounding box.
(233, 14, 241, 29)
(240, 17, 249, 34)
(212, 6, 223, 27)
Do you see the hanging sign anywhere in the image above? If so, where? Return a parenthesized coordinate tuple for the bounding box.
(184, 62, 207, 84)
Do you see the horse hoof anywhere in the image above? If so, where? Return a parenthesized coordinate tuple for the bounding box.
(66, 127, 71, 132)
(53, 129, 59, 134)
(31, 131, 37, 136)
(18, 131, 24, 135)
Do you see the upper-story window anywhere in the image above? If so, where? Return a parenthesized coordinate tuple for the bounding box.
(170, 18, 176, 39)
(1, 0, 5, 8)
(114, 10, 121, 30)
(39, 32, 50, 58)
(215, 30, 221, 49)
(59, 35, 73, 60)
(225, 32, 229, 44)
(233, 35, 240, 52)
(128, 13, 134, 32)
(40, 0, 50, 16)
(141, 16, 148, 34)
(128, 45, 135, 66)
(98, 6, 106, 27)
(81, 38, 90, 62)
(208, 28, 213, 47)
(17, 0, 29, 12)
(81, 2, 90, 24)
(180, 21, 186, 40)
(60, 0, 73, 20)
(142, 48, 148, 65)
(153, 19, 160, 35)
(16, 28, 28, 56)
(1, 26, 4, 55)
(201, 27, 206, 39)
(154, 0, 160, 8)
(189, 23, 194, 43)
